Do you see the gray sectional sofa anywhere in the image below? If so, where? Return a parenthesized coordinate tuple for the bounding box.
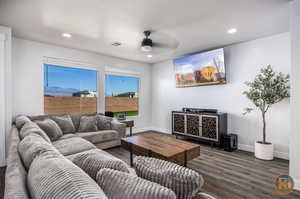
(5, 113, 209, 199)
(4, 114, 179, 199)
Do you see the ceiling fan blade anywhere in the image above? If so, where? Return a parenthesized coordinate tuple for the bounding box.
(152, 42, 179, 49)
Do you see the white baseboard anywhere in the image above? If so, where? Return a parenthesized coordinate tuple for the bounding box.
(274, 151, 289, 160)
(238, 144, 254, 153)
(133, 126, 171, 134)
(131, 127, 153, 134)
(150, 127, 172, 134)
(238, 144, 289, 160)
(294, 179, 300, 191)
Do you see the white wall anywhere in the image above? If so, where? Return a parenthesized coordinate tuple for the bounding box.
(12, 38, 152, 131)
(0, 32, 5, 166)
(0, 26, 11, 166)
(0, 31, 6, 166)
(151, 33, 291, 159)
(290, 0, 300, 191)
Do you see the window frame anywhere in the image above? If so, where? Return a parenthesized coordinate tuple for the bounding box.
(104, 71, 141, 118)
(42, 57, 142, 118)
(42, 58, 101, 115)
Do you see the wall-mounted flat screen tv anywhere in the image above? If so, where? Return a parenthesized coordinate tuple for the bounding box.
(173, 48, 226, 87)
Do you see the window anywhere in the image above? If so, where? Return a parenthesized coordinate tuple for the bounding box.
(44, 64, 98, 115)
(105, 74, 139, 116)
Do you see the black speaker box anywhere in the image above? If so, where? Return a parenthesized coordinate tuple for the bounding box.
(105, 111, 114, 118)
(221, 134, 238, 152)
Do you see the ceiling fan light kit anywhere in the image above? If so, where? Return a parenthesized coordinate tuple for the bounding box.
(141, 45, 152, 52)
(141, 30, 153, 52)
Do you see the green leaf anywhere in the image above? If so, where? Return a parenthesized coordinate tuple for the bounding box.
(243, 108, 254, 115)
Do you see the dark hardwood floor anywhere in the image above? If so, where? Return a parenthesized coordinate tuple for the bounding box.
(106, 137, 300, 199)
(0, 167, 5, 199)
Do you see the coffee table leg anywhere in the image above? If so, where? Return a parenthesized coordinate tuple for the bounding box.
(148, 150, 152, 157)
(184, 151, 187, 167)
(130, 144, 133, 167)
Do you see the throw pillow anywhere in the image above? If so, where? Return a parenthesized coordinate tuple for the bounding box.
(15, 115, 31, 130)
(72, 149, 130, 179)
(78, 116, 98, 132)
(70, 114, 96, 131)
(18, 133, 60, 170)
(28, 153, 107, 199)
(51, 115, 75, 134)
(96, 168, 176, 199)
(96, 115, 112, 130)
(35, 119, 63, 141)
(133, 156, 204, 199)
(19, 121, 51, 143)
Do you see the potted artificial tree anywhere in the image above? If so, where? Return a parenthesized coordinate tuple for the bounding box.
(243, 65, 290, 160)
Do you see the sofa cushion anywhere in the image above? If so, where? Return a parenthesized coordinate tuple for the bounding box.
(111, 120, 126, 138)
(59, 133, 78, 140)
(78, 116, 98, 132)
(15, 115, 31, 130)
(75, 130, 119, 144)
(52, 137, 96, 156)
(66, 148, 115, 162)
(69, 114, 83, 131)
(71, 148, 130, 179)
(96, 115, 112, 130)
(28, 114, 53, 121)
(28, 153, 107, 199)
(34, 119, 63, 141)
(96, 168, 176, 199)
(19, 121, 51, 143)
(70, 113, 99, 131)
(29, 114, 104, 131)
(18, 133, 60, 170)
(51, 115, 76, 134)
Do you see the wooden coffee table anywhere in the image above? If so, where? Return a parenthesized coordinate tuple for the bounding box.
(121, 132, 200, 166)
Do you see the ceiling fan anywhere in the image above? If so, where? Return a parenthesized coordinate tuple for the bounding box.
(140, 30, 179, 53)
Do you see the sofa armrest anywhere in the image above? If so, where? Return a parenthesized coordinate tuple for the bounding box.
(111, 121, 126, 138)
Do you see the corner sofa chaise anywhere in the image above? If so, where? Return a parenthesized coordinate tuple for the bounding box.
(5, 113, 207, 199)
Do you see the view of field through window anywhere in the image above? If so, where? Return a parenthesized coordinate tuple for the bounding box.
(105, 74, 139, 116)
(44, 65, 139, 116)
(44, 64, 98, 115)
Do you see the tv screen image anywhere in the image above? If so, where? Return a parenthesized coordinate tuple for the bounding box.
(173, 48, 226, 87)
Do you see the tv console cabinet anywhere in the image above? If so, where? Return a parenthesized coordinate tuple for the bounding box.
(172, 111, 227, 145)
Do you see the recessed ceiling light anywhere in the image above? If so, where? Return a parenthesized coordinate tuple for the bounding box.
(112, 42, 122, 46)
(227, 28, 237, 34)
(147, 54, 153, 58)
(62, 33, 72, 38)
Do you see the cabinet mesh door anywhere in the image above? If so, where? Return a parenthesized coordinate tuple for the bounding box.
(173, 114, 185, 134)
(186, 115, 200, 136)
(202, 116, 217, 140)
